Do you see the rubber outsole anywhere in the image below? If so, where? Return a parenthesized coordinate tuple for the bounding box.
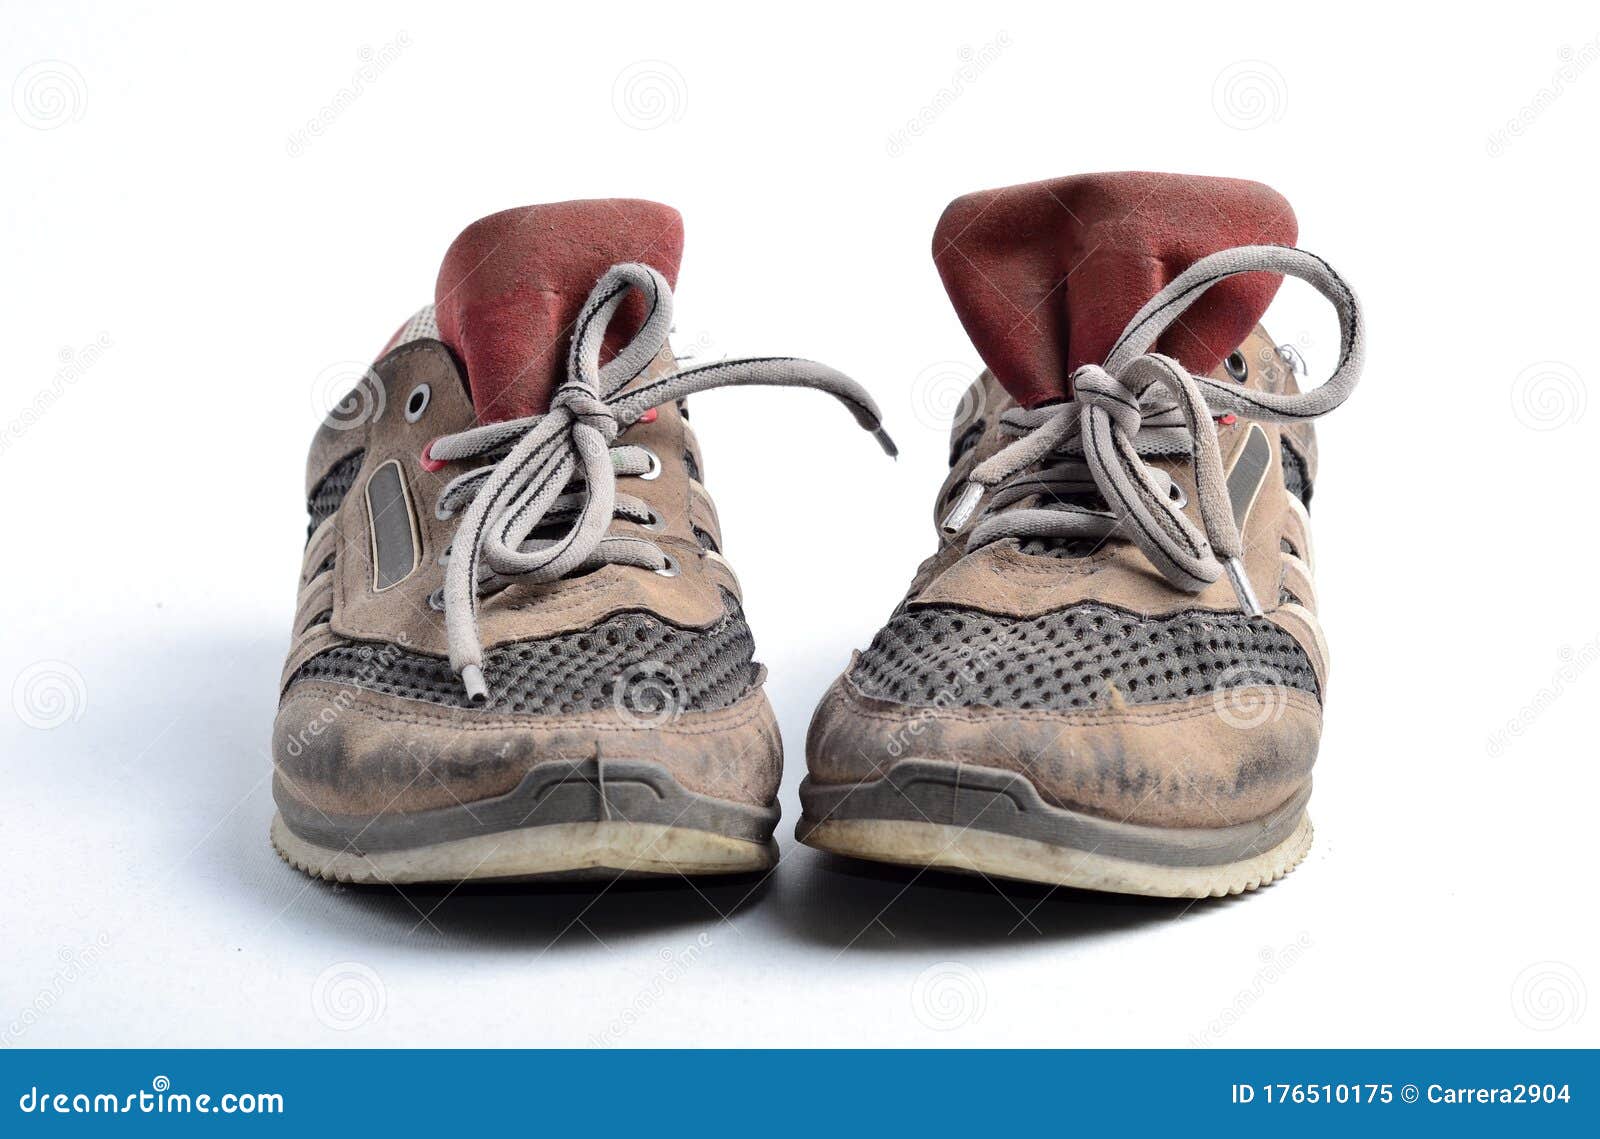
(796, 759, 1313, 899)
(272, 757, 779, 885)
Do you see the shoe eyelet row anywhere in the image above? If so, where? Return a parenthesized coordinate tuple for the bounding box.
(405, 383, 431, 422)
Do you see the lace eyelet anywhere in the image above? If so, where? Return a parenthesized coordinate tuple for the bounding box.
(637, 448, 662, 481)
(427, 587, 445, 611)
(405, 383, 431, 422)
(1168, 483, 1189, 509)
(1224, 351, 1249, 382)
(654, 554, 680, 578)
(640, 509, 664, 532)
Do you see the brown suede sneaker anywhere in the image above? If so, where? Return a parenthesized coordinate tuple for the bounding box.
(272, 199, 892, 884)
(797, 173, 1365, 898)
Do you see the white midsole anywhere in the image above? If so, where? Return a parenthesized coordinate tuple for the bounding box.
(271, 813, 775, 885)
(802, 813, 1313, 899)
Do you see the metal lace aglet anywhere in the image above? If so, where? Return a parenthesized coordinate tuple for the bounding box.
(940, 482, 983, 535)
(1224, 556, 1263, 616)
(460, 664, 488, 705)
(871, 425, 899, 458)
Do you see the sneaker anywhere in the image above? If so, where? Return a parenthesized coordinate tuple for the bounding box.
(796, 172, 1365, 898)
(272, 199, 893, 884)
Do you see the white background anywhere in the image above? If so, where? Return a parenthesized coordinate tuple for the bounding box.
(4, 0, 1597, 1047)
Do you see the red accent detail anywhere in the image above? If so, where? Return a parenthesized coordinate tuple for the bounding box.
(435, 200, 684, 424)
(637, 407, 658, 424)
(419, 441, 446, 472)
(932, 172, 1297, 408)
(1218, 414, 1238, 426)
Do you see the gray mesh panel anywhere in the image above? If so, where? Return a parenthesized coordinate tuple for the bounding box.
(1280, 441, 1311, 507)
(849, 602, 1318, 710)
(307, 450, 365, 538)
(1017, 537, 1105, 559)
(289, 591, 759, 715)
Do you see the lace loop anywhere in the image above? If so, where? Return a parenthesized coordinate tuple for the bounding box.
(948, 244, 1364, 614)
(433, 262, 897, 702)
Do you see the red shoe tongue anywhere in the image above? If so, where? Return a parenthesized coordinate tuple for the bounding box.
(932, 172, 1296, 407)
(434, 199, 684, 422)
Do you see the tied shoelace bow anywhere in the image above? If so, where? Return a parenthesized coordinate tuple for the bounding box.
(430, 262, 897, 702)
(941, 245, 1365, 613)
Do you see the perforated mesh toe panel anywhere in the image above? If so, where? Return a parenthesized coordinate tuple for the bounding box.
(289, 591, 759, 715)
(1016, 537, 1104, 559)
(849, 602, 1318, 710)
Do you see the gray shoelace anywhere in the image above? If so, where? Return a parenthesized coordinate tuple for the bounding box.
(941, 245, 1365, 613)
(431, 262, 896, 702)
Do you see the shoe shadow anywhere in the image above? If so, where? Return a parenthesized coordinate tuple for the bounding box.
(289, 870, 775, 952)
(772, 847, 1210, 951)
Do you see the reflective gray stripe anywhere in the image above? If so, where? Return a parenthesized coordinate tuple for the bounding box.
(1226, 423, 1273, 529)
(365, 459, 420, 591)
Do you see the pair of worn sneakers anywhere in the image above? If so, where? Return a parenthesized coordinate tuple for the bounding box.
(272, 171, 1364, 899)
